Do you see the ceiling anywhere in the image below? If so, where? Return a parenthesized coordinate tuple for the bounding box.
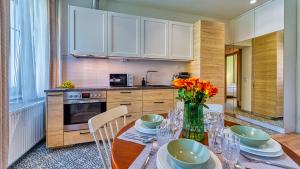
(110, 0, 270, 19)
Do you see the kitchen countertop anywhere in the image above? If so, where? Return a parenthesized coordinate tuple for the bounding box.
(44, 85, 175, 92)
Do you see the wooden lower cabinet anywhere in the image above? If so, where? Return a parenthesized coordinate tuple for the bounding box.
(126, 112, 142, 124)
(46, 92, 64, 148)
(46, 88, 176, 148)
(107, 101, 142, 114)
(64, 130, 94, 145)
(107, 90, 142, 102)
(142, 89, 174, 101)
(143, 100, 173, 113)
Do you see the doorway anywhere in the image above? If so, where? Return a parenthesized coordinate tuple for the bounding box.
(225, 48, 241, 114)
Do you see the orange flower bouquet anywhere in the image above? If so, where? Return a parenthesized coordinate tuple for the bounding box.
(173, 77, 218, 141)
(173, 77, 218, 107)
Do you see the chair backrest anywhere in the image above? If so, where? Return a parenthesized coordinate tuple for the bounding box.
(88, 106, 128, 169)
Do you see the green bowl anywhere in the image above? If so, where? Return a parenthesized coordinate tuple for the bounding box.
(140, 114, 163, 129)
(167, 139, 210, 169)
(230, 125, 270, 147)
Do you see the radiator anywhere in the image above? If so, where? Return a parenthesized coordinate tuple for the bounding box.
(8, 100, 45, 166)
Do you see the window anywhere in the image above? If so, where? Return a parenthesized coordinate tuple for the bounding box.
(9, 0, 21, 101)
(9, 0, 50, 106)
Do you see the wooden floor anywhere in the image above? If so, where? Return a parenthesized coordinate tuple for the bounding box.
(273, 133, 300, 165)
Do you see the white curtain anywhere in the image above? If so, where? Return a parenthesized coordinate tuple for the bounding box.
(9, 0, 50, 106)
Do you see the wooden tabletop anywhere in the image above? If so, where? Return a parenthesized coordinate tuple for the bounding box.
(111, 117, 300, 169)
(111, 116, 238, 169)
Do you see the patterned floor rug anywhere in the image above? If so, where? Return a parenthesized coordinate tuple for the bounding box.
(9, 141, 104, 169)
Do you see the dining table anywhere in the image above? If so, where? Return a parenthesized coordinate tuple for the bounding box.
(111, 114, 300, 169)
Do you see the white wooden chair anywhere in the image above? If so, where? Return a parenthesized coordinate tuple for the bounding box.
(88, 106, 128, 169)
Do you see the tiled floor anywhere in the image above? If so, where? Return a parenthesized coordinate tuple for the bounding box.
(8, 141, 105, 169)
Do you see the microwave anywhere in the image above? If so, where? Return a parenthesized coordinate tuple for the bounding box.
(109, 74, 134, 87)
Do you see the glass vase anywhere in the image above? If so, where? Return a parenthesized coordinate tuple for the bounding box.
(182, 103, 204, 141)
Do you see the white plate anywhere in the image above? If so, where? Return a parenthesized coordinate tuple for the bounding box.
(134, 119, 157, 135)
(224, 128, 283, 157)
(240, 138, 283, 157)
(156, 144, 222, 169)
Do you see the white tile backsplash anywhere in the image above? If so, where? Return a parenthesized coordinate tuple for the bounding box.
(62, 55, 188, 87)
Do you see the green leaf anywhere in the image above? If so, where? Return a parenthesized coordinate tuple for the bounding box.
(201, 104, 209, 109)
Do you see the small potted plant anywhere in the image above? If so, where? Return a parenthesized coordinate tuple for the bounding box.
(173, 77, 218, 141)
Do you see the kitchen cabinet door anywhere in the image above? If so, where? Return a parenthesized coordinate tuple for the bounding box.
(141, 17, 168, 59)
(108, 12, 141, 57)
(254, 0, 284, 37)
(69, 6, 107, 57)
(169, 21, 193, 60)
(232, 10, 255, 43)
(46, 92, 64, 148)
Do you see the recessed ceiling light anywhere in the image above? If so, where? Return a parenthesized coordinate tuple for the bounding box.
(250, 0, 257, 4)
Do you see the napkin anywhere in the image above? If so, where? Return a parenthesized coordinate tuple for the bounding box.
(128, 144, 157, 169)
(117, 126, 155, 145)
(239, 152, 300, 169)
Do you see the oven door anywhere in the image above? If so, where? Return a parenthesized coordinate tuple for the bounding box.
(64, 99, 106, 131)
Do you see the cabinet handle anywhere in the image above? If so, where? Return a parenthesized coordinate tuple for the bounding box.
(120, 103, 132, 106)
(154, 101, 165, 104)
(79, 131, 90, 135)
(47, 93, 63, 96)
(126, 114, 132, 117)
(120, 91, 132, 94)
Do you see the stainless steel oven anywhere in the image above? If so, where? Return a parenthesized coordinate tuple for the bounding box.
(63, 90, 106, 131)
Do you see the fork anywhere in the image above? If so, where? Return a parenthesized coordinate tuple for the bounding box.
(241, 153, 298, 169)
(141, 142, 158, 169)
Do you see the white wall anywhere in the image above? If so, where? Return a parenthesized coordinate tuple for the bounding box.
(241, 46, 252, 112)
(284, 0, 297, 133)
(62, 56, 187, 87)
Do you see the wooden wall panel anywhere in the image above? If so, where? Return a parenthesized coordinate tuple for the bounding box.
(188, 20, 225, 104)
(252, 32, 283, 118)
(192, 20, 225, 104)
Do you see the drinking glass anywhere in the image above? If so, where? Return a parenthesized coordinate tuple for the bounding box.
(222, 133, 240, 169)
(204, 110, 224, 131)
(208, 127, 224, 154)
(167, 109, 183, 139)
(156, 123, 173, 146)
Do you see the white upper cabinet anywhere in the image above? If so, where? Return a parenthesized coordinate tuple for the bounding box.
(108, 12, 141, 57)
(232, 10, 254, 43)
(254, 0, 284, 37)
(230, 0, 284, 42)
(68, 6, 194, 61)
(69, 6, 107, 57)
(141, 17, 169, 59)
(168, 21, 193, 60)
